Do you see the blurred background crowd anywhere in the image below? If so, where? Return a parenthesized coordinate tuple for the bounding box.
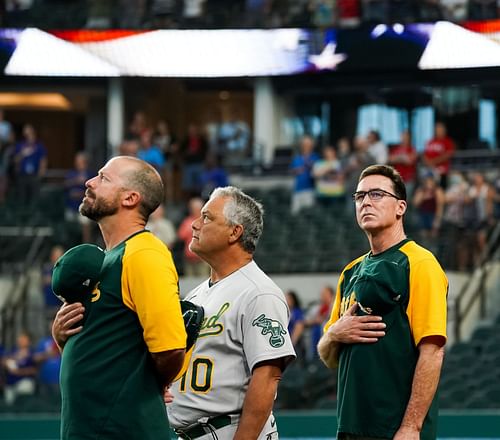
(0, 0, 499, 424)
(4, 0, 500, 30)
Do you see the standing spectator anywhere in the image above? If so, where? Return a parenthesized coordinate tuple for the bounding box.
(177, 197, 211, 277)
(182, 0, 206, 27)
(42, 245, 66, 321)
(412, 173, 445, 253)
(313, 145, 345, 208)
(286, 290, 306, 360)
(200, 153, 229, 200)
(423, 122, 455, 188)
(0, 110, 14, 204)
(34, 327, 61, 399)
(13, 123, 47, 205)
(64, 152, 93, 243)
(443, 171, 472, 271)
(366, 130, 388, 165)
(440, 0, 468, 21)
(467, 172, 496, 266)
(126, 110, 150, 140)
(343, 135, 375, 213)
(290, 135, 320, 214)
(137, 129, 165, 172)
(305, 285, 334, 361)
(388, 130, 418, 198)
(318, 165, 447, 440)
(3, 331, 37, 405)
(180, 123, 209, 198)
(154, 120, 178, 202)
(146, 203, 177, 249)
(338, 0, 361, 27)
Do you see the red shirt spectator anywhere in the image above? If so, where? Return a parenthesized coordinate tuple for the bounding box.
(388, 130, 417, 184)
(423, 122, 455, 187)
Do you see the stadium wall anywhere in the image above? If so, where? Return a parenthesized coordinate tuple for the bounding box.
(1, 411, 499, 439)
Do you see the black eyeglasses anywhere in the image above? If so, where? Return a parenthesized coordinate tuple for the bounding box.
(352, 188, 401, 205)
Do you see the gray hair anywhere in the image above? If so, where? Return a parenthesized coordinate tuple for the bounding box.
(210, 186, 264, 254)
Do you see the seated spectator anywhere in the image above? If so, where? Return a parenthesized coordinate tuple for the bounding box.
(388, 130, 417, 197)
(285, 290, 306, 361)
(146, 203, 177, 249)
(422, 121, 455, 189)
(312, 145, 345, 208)
(200, 154, 229, 200)
(3, 331, 37, 405)
(290, 135, 320, 215)
(64, 152, 93, 243)
(177, 197, 210, 277)
(13, 123, 47, 206)
(412, 173, 445, 252)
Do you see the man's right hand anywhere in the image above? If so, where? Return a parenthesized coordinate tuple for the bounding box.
(328, 302, 386, 344)
(52, 302, 85, 351)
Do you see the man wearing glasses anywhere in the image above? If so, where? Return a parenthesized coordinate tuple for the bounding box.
(318, 164, 448, 440)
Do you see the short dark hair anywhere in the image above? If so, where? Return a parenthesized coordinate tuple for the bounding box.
(358, 165, 407, 201)
(122, 158, 165, 221)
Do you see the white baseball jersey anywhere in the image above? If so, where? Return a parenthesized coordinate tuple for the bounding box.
(167, 260, 296, 430)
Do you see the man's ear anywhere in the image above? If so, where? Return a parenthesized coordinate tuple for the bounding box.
(396, 199, 407, 218)
(122, 190, 141, 208)
(228, 224, 244, 244)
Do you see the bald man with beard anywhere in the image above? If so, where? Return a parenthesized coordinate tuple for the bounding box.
(52, 156, 186, 440)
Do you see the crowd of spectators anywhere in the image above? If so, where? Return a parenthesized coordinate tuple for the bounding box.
(289, 122, 500, 271)
(0, 329, 61, 408)
(3, 0, 500, 31)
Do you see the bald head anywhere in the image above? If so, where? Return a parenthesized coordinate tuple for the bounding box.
(111, 156, 165, 222)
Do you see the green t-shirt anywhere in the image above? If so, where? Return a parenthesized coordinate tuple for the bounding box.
(325, 239, 448, 439)
(60, 231, 186, 439)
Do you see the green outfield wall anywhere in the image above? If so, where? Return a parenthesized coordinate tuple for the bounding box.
(1, 411, 499, 439)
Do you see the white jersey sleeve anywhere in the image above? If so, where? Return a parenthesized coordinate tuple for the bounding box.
(242, 293, 295, 372)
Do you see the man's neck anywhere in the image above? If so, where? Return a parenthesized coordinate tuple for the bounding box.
(207, 251, 253, 284)
(99, 216, 146, 251)
(366, 224, 407, 255)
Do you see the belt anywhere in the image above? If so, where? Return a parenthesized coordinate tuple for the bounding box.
(175, 415, 233, 440)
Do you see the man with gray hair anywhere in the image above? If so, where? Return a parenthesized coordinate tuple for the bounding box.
(167, 186, 296, 440)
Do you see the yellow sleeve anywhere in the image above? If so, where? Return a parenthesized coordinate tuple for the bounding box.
(122, 243, 186, 353)
(406, 257, 448, 346)
(323, 275, 344, 333)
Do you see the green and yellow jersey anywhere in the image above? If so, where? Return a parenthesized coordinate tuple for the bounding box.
(60, 231, 186, 440)
(324, 238, 448, 440)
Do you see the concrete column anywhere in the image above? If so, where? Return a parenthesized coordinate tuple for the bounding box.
(107, 78, 124, 158)
(253, 78, 279, 166)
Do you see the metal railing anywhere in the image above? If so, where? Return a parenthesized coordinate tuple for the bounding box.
(0, 226, 53, 349)
(453, 221, 500, 342)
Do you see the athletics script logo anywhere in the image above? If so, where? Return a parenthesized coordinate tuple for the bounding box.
(252, 314, 286, 348)
(199, 302, 230, 337)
